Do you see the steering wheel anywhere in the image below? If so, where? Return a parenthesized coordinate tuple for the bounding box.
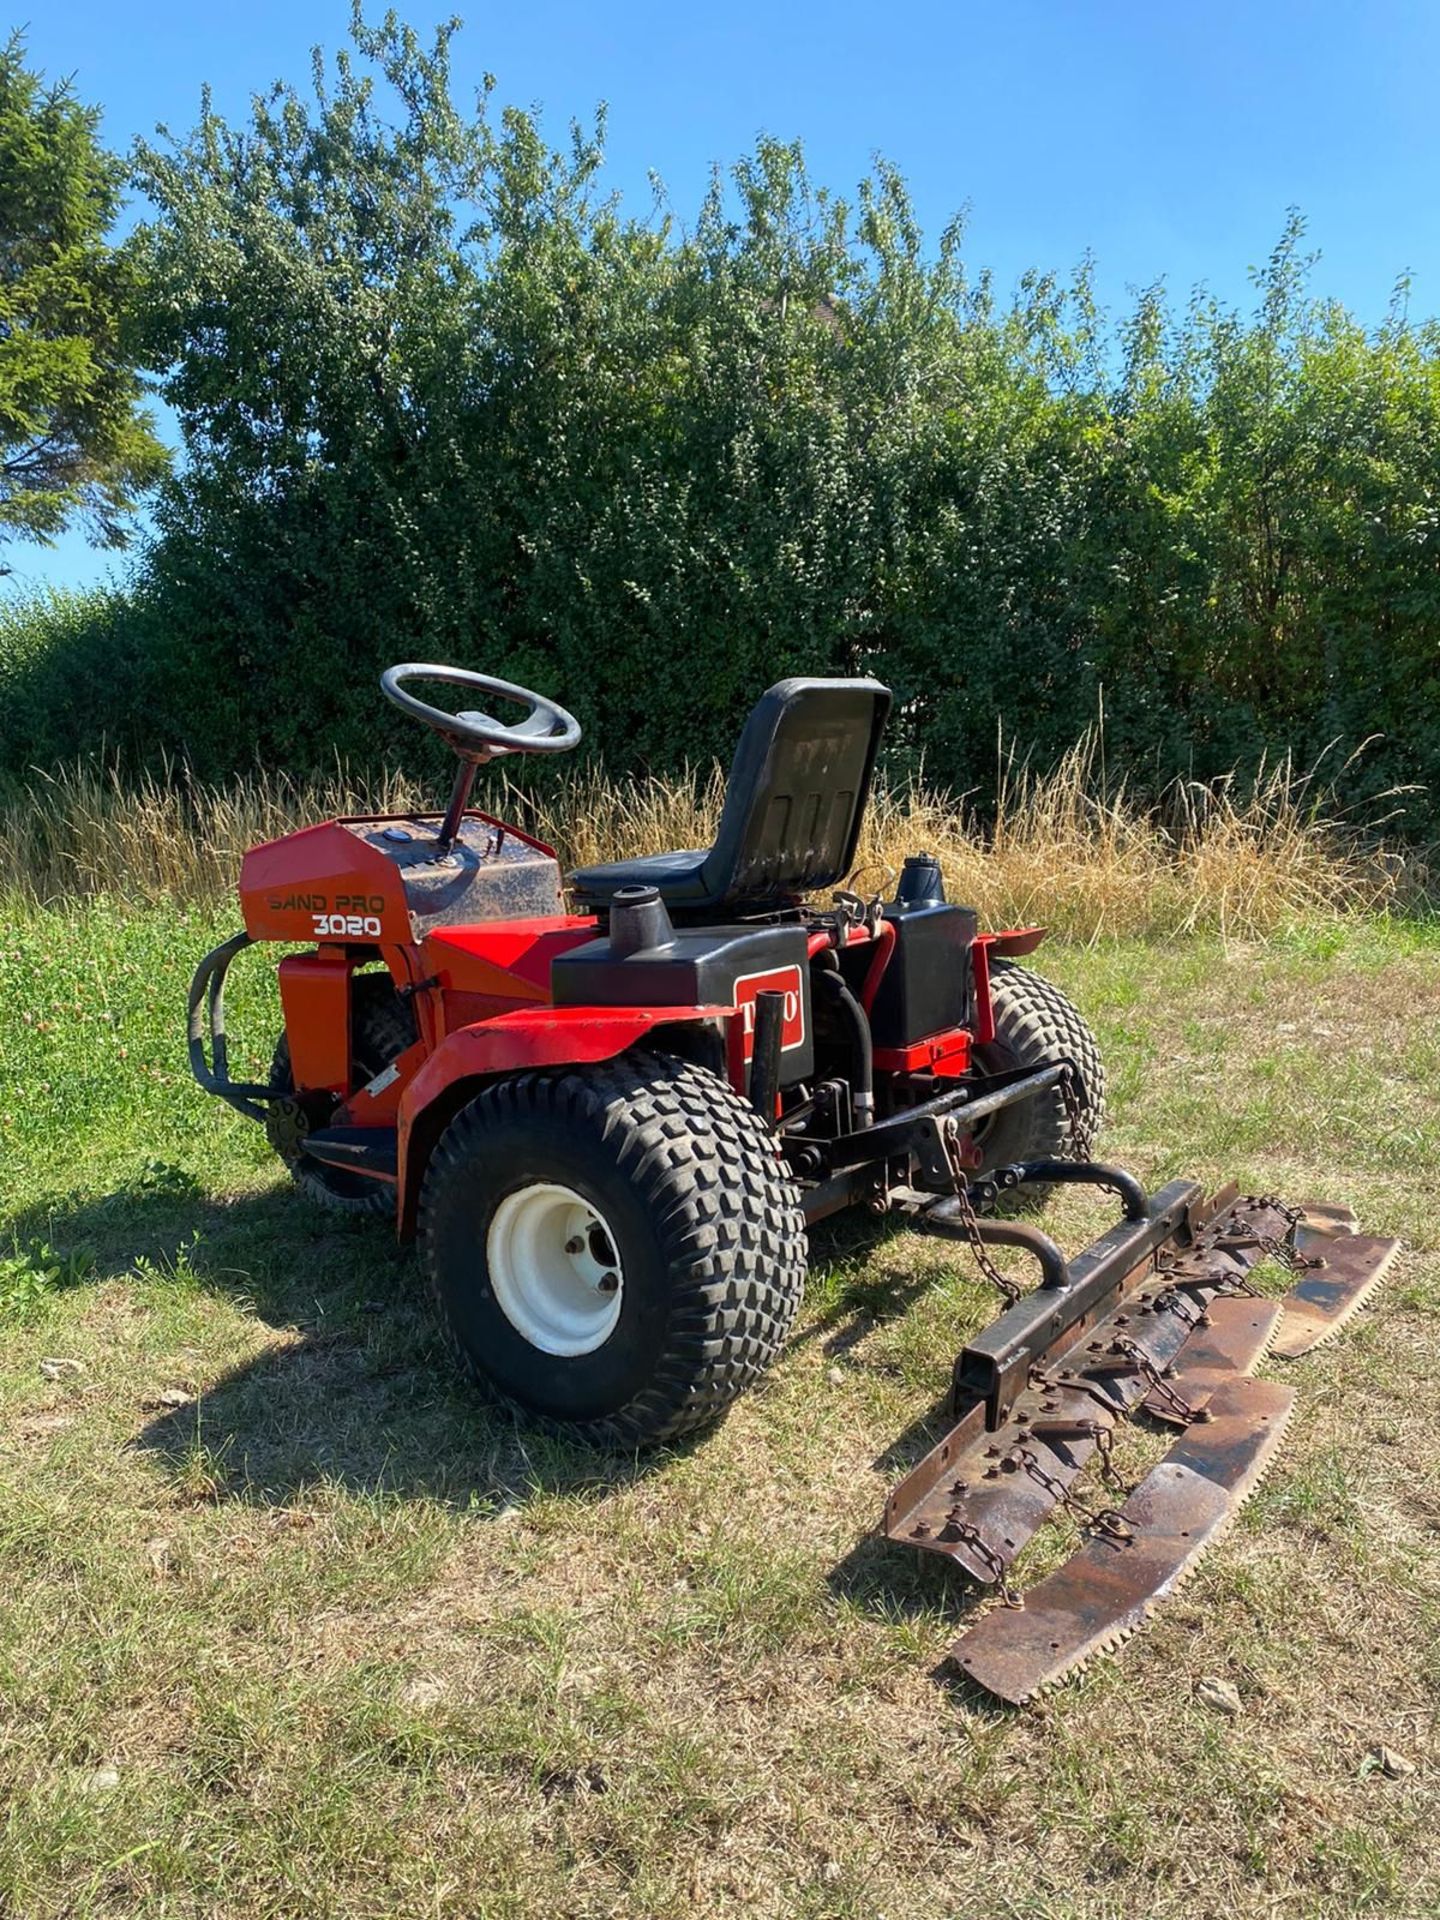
(379, 663, 582, 761)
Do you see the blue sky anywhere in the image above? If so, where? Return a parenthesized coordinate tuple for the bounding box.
(17, 0, 1440, 597)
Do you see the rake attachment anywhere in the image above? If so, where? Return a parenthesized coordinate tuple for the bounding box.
(885, 1180, 1400, 1705)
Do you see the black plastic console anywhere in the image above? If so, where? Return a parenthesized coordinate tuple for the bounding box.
(552, 920, 814, 1083)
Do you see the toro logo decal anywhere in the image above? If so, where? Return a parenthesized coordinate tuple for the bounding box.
(733, 965, 805, 1059)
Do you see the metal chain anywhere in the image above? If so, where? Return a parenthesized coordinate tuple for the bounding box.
(1250, 1231, 1321, 1276)
(1259, 1194, 1304, 1226)
(1111, 1335, 1205, 1424)
(944, 1519, 1023, 1609)
(1156, 1249, 1261, 1300)
(950, 1175, 1021, 1308)
(1060, 1066, 1086, 1156)
(1250, 1196, 1324, 1275)
(1016, 1376, 1134, 1501)
(1089, 1420, 1130, 1499)
(1153, 1285, 1205, 1330)
(1171, 1194, 1322, 1301)
(1017, 1445, 1133, 1544)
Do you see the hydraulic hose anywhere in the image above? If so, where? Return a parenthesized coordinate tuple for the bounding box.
(817, 965, 874, 1127)
(186, 931, 273, 1123)
(859, 917, 897, 1016)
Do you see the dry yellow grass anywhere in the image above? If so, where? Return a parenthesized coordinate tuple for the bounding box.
(0, 732, 1420, 938)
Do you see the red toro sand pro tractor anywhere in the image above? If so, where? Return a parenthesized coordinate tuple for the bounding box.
(189, 667, 1399, 1701)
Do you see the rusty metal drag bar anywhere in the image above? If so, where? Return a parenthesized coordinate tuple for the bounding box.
(952, 1373, 1298, 1704)
(942, 1178, 1211, 1429)
(883, 1187, 1400, 1704)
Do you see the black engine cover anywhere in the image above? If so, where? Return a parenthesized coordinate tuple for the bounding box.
(551, 922, 814, 1083)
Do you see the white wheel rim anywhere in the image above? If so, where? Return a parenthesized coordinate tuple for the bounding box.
(486, 1182, 625, 1357)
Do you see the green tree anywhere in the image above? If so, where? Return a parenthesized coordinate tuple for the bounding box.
(0, 33, 166, 555)
(67, 5, 1436, 820)
(123, 6, 1090, 781)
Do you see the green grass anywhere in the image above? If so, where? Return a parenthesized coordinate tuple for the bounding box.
(2, 900, 1438, 1917)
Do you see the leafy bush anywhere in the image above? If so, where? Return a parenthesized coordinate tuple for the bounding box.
(0, 585, 162, 770)
(3, 10, 1439, 826)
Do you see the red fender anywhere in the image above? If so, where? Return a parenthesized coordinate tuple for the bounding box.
(988, 926, 1047, 958)
(395, 1003, 732, 1238)
(971, 928, 1047, 1046)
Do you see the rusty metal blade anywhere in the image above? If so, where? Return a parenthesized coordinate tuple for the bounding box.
(1139, 1294, 1282, 1425)
(1271, 1233, 1401, 1358)
(885, 1188, 1387, 1642)
(949, 1376, 1296, 1706)
(1294, 1200, 1359, 1241)
(884, 1385, 1113, 1583)
(888, 1191, 1319, 1583)
(885, 1284, 1278, 1579)
(886, 1275, 1223, 1581)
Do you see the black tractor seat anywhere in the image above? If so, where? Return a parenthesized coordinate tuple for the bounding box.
(568, 676, 892, 918)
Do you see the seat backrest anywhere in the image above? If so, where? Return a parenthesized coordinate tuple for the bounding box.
(701, 677, 892, 907)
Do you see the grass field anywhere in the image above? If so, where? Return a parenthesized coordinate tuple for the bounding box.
(2, 900, 1438, 1918)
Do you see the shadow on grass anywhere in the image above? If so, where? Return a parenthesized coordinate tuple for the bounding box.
(134, 1337, 677, 1518)
(15, 1172, 1016, 1696)
(828, 1528, 1018, 1717)
(9, 1174, 684, 1515)
(8, 1169, 405, 1329)
(806, 1246, 1025, 1717)
(794, 1209, 972, 1366)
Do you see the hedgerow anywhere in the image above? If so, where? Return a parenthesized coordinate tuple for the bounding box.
(3, 10, 1438, 822)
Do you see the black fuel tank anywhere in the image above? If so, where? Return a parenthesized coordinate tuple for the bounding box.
(551, 921, 814, 1083)
(843, 901, 978, 1047)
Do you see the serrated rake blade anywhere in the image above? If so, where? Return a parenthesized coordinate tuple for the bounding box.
(1138, 1292, 1283, 1424)
(948, 1375, 1296, 1706)
(1271, 1233, 1401, 1359)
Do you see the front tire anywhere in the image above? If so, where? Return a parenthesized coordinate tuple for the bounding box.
(269, 973, 416, 1216)
(419, 1051, 808, 1448)
(971, 959, 1107, 1204)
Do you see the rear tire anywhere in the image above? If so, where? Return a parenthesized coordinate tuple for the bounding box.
(418, 1051, 807, 1448)
(971, 959, 1107, 1206)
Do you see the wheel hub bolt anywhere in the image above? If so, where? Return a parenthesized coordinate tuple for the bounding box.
(565, 1236, 585, 1255)
(598, 1272, 619, 1293)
